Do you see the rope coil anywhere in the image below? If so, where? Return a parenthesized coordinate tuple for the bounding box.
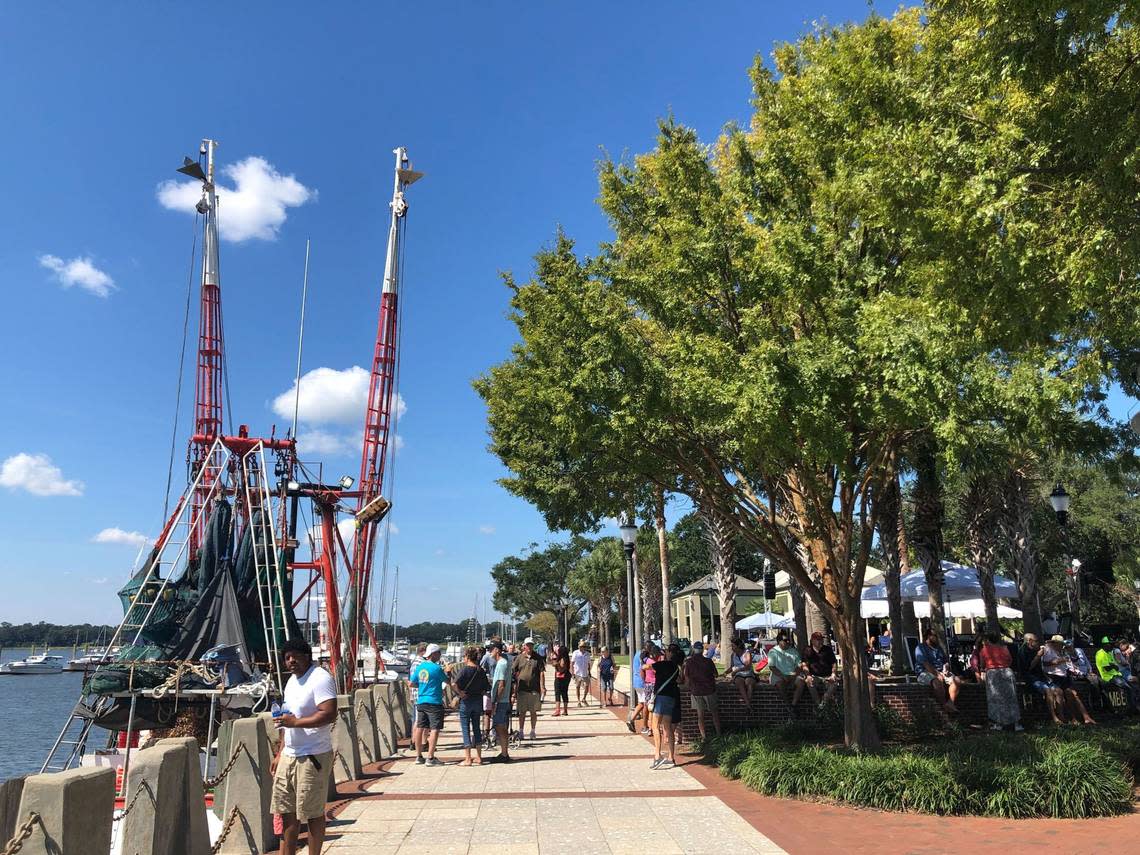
(2, 813, 40, 855)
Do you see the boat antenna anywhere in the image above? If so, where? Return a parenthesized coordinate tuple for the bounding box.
(291, 239, 311, 441)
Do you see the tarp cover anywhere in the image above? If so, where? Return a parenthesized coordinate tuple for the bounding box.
(167, 563, 252, 676)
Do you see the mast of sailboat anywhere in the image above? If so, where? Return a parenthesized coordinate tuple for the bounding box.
(390, 565, 399, 647)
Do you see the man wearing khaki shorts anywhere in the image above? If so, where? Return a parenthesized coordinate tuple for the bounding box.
(271, 638, 337, 855)
(513, 638, 546, 740)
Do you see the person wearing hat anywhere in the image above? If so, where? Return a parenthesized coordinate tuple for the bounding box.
(512, 638, 546, 740)
(803, 631, 839, 709)
(572, 639, 593, 707)
(1042, 635, 1095, 725)
(410, 643, 450, 765)
(1096, 636, 1140, 711)
(598, 646, 617, 706)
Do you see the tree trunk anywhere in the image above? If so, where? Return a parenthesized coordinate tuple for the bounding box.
(877, 471, 910, 675)
(790, 576, 809, 650)
(912, 434, 947, 646)
(700, 499, 737, 669)
(656, 488, 673, 645)
(1003, 466, 1043, 636)
(964, 474, 1001, 632)
(834, 602, 881, 751)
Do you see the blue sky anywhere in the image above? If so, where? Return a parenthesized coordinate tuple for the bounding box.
(4, 2, 1130, 628)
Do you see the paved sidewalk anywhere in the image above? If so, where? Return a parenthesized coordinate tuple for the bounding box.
(320, 694, 785, 854)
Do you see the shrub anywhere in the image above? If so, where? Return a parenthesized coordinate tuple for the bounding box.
(701, 725, 1138, 818)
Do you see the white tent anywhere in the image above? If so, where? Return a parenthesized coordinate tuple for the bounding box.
(860, 600, 890, 619)
(912, 599, 1022, 620)
(735, 610, 791, 630)
(861, 561, 1019, 603)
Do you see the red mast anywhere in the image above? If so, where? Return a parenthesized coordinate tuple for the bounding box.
(345, 148, 422, 680)
(179, 140, 226, 556)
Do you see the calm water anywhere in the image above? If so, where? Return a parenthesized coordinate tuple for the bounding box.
(0, 648, 110, 782)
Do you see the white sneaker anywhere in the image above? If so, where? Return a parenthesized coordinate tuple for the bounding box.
(650, 757, 664, 770)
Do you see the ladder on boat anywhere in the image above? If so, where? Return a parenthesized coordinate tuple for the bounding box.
(41, 441, 231, 775)
(241, 442, 286, 692)
(40, 709, 97, 773)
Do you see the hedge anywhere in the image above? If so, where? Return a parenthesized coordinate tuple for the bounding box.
(700, 725, 1140, 818)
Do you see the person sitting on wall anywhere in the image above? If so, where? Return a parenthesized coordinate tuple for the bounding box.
(914, 629, 961, 715)
(727, 638, 757, 706)
(1096, 636, 1140, 712)
(802, 631, 839, 710)
(767, 632, 807, 713)
(1066, 639, 1103, 709)
(1042, 635, 1095, 725)
(1016, 633, 1064, 724)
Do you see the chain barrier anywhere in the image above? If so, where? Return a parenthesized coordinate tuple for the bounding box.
(114, 780, 151, 822)
(2, 812, 40, 855)
(203, 746, 241, 789)
(210, 806, 241, 855)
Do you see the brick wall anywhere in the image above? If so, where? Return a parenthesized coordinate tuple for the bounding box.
(669, 678, 1124, 741)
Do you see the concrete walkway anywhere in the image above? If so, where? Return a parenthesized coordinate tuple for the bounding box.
(320, 695, 785, 855)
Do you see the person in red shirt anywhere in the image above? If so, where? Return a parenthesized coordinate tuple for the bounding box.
(978, 631, 1022, 731)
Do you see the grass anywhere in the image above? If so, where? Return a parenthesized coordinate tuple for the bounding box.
(701, 724, 1140, 818)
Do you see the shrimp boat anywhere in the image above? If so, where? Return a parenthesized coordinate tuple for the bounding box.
(38, 138, 422, 787)
(0, 654, 66, 675)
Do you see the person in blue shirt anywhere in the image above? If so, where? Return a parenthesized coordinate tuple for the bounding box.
(409, 643, 450, 765)
(488, 640, 514, 763)
(914, 630, 960, 714)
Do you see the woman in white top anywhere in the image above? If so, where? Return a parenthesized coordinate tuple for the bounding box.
(728, 638, 756, 705)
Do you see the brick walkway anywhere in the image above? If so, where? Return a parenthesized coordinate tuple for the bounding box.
(309, 670, 1139, 855)
(318, 692, 784, 854)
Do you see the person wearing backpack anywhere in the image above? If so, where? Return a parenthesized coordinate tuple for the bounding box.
(454, 645, 492, 765)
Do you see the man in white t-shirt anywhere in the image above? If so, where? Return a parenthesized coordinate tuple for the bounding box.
(271, 637, 338, 855)
(572, 640, 592, 707)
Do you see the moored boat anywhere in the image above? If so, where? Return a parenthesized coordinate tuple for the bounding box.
(0, 654, 66, 675)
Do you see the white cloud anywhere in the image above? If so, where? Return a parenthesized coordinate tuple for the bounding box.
(394, 435, 405, 451)
(296, 429, 359, 457)
(92, 528, 152, 547)
(479, 525, 496, 535)
(156, 156, 314, 242)
(39, 255, 115, 297)
(388, 522, 399, 535)
(0, 453, 84, 497)
(92, 577, 109, 585)
(337, 518, 357, 549)
(273, 366, 406, 427)
(434, 548, 446, 557)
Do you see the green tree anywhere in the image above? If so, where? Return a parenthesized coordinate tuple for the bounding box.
(490, 536, 594, 638)
(525, 611, 558, 641)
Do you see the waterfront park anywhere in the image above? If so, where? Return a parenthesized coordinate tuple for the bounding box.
(3, 2, 1140, 854)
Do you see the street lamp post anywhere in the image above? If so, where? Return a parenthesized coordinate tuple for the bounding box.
(1049, 483, 1078, 633)
(619, 513, 639, 716)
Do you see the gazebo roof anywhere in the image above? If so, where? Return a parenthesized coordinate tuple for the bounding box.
(674, 573, 765, 597)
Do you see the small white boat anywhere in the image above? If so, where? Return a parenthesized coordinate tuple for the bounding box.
(0, 654, 66, 674)
(64, 648, 118, 671)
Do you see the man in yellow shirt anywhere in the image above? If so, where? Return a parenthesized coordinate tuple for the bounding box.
(1095, 636, 1140, 711)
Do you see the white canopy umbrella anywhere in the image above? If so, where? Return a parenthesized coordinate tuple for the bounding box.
(861, 561, 1019, 603)
(860, 600, 890, 619)
(735, 610, 790, 630)
(912, 599, 1022, 620)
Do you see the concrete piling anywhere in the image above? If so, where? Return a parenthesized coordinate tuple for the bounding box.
(352, 689, 380, 767)
(333, 695, 363, 784)
(393, 679, 411, 738)
(372, 683, 400, 757)
(120, 742, 184, 855)
(157, 737, 210, 855)
(211, 719, 233, 821)
(14, 766, 115, 855)
(218, 716, 274, 853)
